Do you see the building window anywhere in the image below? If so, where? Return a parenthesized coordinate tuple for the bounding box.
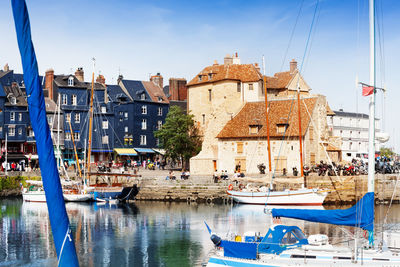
(140, 135, 147, 145)
(124, 112, 128, 118)
(202, 114, 205, 124)
(68, 76, 74, 86)
(10, 97, 16, 105)
(62, 94, 68, 105)
(18, 128, 22, 135)
(18, 113, 22, 121)
(71, 94, 77, 105)
(125, 126, 128, 133)
(198, 75, 202, 81)
(277, 124, 287, 133)
(10, 112, 15, 121)
(65, 132, 71, 140)
(47, 115, 53, 125)
(74, 113, 80, 123)
(156, 138, 160, 147)
(101, 106, 106, 113)
(141, 119, 147, 130)
(66, 113, 71, 123)
(237, 142, 243, 154)
(141, 94, 146, 100)
(74, 132, 80, 141)
(102, 120, 108, 129)
(237, 82, 241, 92)
(102, 136, 109, 144)
(158, 107, 162, 116)
(158, 97, 163, 102)
(208, 73, 212, 80)
(157, 120, 162, 130)
(142, 105, 147, 114)
(249, 83, 253, 90)
(249, 125, 259, 134)
(8, 127, 15, 136)
(208, 89, 212, 101)
(0, 127, 2, 133)
(119, 111, 123, 116)
(119, 118, 123, 122)
(27, 128, 34, 137)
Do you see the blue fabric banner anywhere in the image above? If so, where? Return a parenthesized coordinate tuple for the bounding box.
(11, 0, 79, 266)
(272, 192, 374, 231)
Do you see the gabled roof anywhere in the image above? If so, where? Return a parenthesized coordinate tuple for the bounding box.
(187, 63, 263, 86)
(265, 71, 295, 89)
(4, 82, 27, 106)
(217, 97, 318, 139)
(54, 75, 87, 88)
(120, 79, 150, 101)
(141, 81, 169, 104)
(107, 84, 131, 103)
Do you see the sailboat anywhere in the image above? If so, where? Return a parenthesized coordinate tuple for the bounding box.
(226, 59, 328, 206)
(205, 0, 400, 266)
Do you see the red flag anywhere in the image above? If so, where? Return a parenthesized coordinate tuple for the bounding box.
(362, 86, 374, 96)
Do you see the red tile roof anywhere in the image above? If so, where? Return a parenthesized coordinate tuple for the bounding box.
(217, 97, 318, 139)
(265, 71, 295, 89)
(187, 64, 262, 86)
(141, 81, 169, 104)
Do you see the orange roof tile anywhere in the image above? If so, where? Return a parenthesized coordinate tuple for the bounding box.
(187, 64, 262, 86)
(265, 71, 295, 89)
(217, 97, 318, 139)
(141, 81, 169, 104)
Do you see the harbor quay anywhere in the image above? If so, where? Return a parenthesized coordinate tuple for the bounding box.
(1, 168, 398, 205)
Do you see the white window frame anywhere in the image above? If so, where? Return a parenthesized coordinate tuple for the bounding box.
(74, 132, 80, 141)
(65, 132, 71, 140)
(10, 112, 15, 121)
(18, 113, 22, 122)
(140, 135, 147, 145)
(141, 105, 147, 114)
(141, 119, 147, 130)
(74, 113, 80, 123)
(101, 106, 106, 113)
(8, 127, 15, 136)
(102, 120, 108, 129)
(62, 94, 68, 105)
(124, 126, 128, 133)
(158, 107, 162, 116)
(72, 94, 77, 106)
(68, 76, 74, 86)
(102, 135, 109, 144)
(124, 112, 128, 118)
(157, 120, 162, 130)
(141, 94, 146, 100)
(18, 128, 22, 135)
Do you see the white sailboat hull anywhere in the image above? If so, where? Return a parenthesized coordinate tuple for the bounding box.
(63, 193, 93, 202)
(22, 191, 46, 202)
(227, 188, 328, 205)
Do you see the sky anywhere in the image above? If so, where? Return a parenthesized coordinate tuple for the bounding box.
(1, 0, 399, 152)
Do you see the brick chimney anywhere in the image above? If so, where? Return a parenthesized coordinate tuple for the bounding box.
(290, 59, 297, 74)
(45, 68, 54, 100)
(169, 78, 187, 101)
(3, 63, 9, 72)
(254, 63, 261, 72)
(224, 54, 233, 65)
(232, 52, 240, 65)
(96, 74, 106, 85)
(150, 73, 163, 88)
(75, 67, 84, 82)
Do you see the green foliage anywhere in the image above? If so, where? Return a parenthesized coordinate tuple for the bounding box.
(380, 147, 395, 158)
(154, 106, 202, 168)
(0, 176, 24, 191)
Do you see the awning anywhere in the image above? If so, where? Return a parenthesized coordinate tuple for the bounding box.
(114, 148, 138, 156)
(92, 149, 113, 153)
(25, 154, 39, 160)
(134, 148, 155, 154)
(152, 148, 165, 155)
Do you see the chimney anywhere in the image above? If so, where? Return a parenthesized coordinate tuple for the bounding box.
(213, 60, 218, 66)
(290, 59, 297, 74)
(3, 63, 9, 72)
(75, 67, 84, 82)
(232, 52, 241, 65)
(96, 74, 106, 85)
(150, 73, 163, 88)
(254, 63, 260, 72)
(45, 68, 54, 100)
(224, 54, 233, 65)
(117, 74, 124, 84)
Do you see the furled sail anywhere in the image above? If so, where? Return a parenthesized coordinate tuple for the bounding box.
(271, 192, 374, 231)
(11, 0, 79, 265)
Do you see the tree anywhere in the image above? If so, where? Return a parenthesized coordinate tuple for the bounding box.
(380, 147, 394, 158)
(154, 106, 202, 170)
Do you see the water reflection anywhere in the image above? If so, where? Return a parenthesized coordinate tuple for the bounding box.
(1, 200, 400, 266)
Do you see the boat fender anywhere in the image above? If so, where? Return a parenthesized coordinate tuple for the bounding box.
(210, 233, 222, 247)
(228, 184, 233, 190)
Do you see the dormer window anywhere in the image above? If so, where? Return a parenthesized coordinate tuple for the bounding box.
(140, 93, 146, 100)
(277, 123, 288, 134)
(249, 125, 261, 134)
(158, 97, 163, 102)
(68, 76, 74, 86)
(198, 75, 202, 81)
(208, 73, 212, 80)
(10, 97, 16, 105)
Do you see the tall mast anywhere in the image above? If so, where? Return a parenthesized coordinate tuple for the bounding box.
(57, 93, 61, 169)
(297, 83, 304, 178)
(5, 133, 7, 176)
(262, 55, 272, 173)
(87, 58, 95, 174)
(69, 119, 82, 179)
(367, 0, 375, 193)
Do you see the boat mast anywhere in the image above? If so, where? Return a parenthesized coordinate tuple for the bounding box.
(68, 119, 82, 179)
(262, 55, 272, 173)
(367, 0, 375, 193)
(57, 93, 61, 169)
(87, 58, 95, 175)
(5, 133, 7, 176)
(296, 83, 305, 179)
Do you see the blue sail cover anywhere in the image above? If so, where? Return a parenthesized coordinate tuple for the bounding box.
(271, 192, 374, 231)
(11, 0, 79, 266)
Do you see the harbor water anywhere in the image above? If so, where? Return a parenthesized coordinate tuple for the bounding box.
(0, 198, 399, 266)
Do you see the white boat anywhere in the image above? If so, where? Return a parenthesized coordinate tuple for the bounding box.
(63, 192, 93, 202)
(22, 187, 46, 202)
(227, 188, 328, 205)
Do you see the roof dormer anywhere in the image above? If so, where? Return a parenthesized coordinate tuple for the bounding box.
(68, 76, 74, 86)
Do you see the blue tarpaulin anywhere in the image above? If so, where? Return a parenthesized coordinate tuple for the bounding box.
(221, 240, 258, 260)
(134, 148, 155, 153)
(272, 192, 374, 231)
(11, 0, 79, 266)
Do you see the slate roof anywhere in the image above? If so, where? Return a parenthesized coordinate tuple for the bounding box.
(334, 110, 370, 119)
(107, 84, 129, 102)
(217, 97, 318, 139)
(187, 63, 263, 86)
(54, 75, 87, 88)
(141, 81, 169, 104)
(3, 82, 27, 106)
(120, 80, 150, 101)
